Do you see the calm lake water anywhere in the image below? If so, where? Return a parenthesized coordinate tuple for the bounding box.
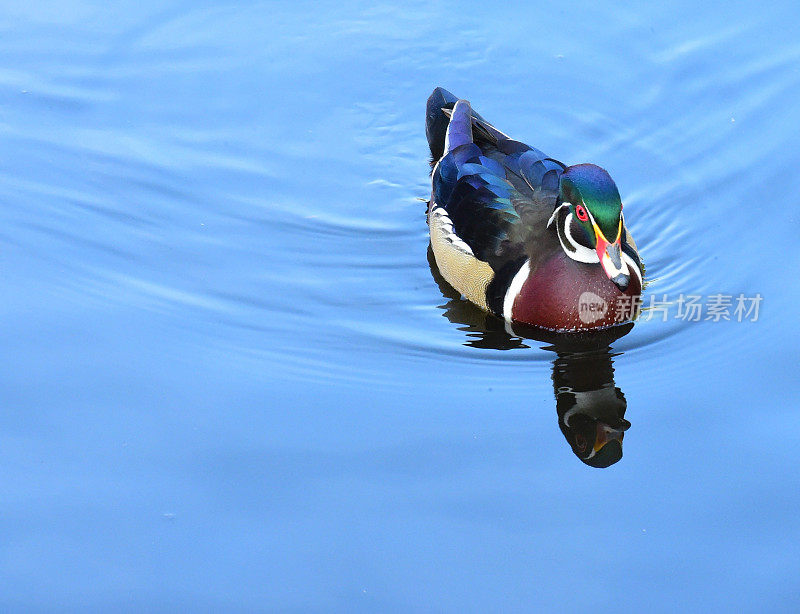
(3, 1, 800, 611)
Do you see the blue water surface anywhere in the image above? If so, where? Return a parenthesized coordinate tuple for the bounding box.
(2, 1, 800, 611)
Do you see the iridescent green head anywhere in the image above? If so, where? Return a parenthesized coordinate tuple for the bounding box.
(559, 164, 622, 243)
(557, 164, 628, 290)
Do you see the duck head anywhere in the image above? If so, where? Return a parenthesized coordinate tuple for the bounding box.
(548, 164, 630, 292)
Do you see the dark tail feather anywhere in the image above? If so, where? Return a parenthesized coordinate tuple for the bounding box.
(425, 87, 504, 163)
(426, 87, 459, 162)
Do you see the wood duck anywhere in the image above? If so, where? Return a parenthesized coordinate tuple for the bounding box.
(426, 87, 644, 331)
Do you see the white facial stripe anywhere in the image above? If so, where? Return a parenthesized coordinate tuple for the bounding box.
(622, 252, 642, 286)
(585, 207, 597, 227)
(547, 202, 569, 227)
(503, 259, 530, 321)
(560, 212, 599, 263)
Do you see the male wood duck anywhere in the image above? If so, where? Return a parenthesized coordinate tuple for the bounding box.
(426, 87, 644, 331)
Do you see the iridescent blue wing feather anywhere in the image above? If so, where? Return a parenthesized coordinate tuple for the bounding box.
(427, 88, 565, 271)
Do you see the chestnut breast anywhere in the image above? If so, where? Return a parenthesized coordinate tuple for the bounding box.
(512, 252, 642, 330)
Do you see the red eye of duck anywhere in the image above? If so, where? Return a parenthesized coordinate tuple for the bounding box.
(575, 204, 589, 222)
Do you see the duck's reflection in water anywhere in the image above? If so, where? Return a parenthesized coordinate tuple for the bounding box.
(429, 247, 633, 468)
(550, 346, 629, 468)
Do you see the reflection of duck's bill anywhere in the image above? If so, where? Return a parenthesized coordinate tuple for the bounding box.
(583, 439, 623, 468)
(579, 422, 630, 468)
(594, 422, 627, 452)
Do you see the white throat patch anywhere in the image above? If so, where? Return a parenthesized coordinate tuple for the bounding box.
(559, 211, 599, 264)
